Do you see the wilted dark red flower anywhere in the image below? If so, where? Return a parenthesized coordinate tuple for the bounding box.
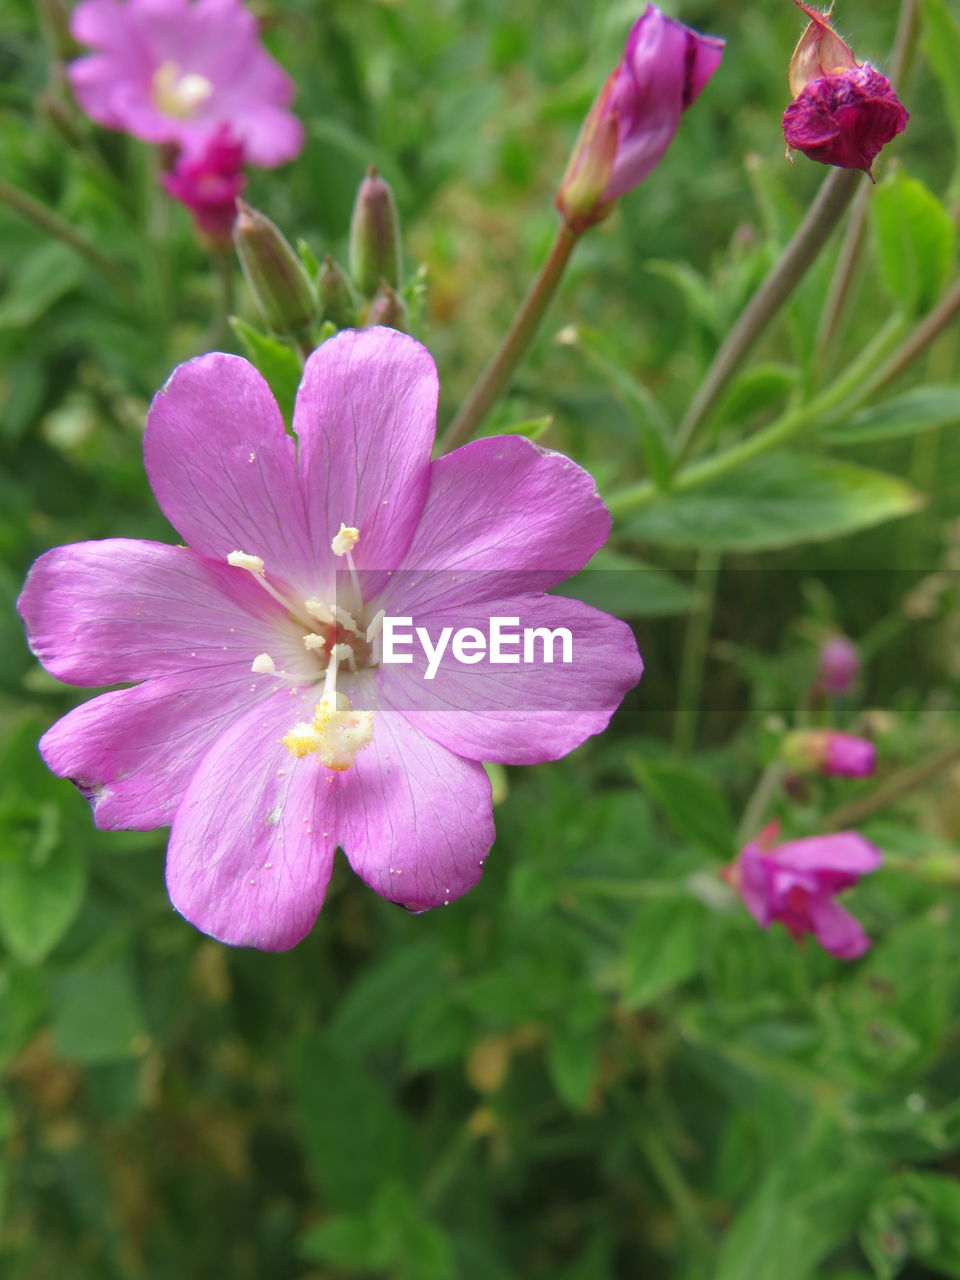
(782, 1, 908, 177)
(162, 127, 246, 244)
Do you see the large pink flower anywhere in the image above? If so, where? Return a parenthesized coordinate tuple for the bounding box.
(68, 0, 303, 167)
(557, 4, 724, 230)
(725, 823, 881, 959)
(18, 329, 642, 950)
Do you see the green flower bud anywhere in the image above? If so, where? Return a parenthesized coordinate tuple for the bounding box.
(366, 280, 408, 332)
(317, 255, 359, 329)
(233, 201, 316, 337)
(349, 165, 402, 298)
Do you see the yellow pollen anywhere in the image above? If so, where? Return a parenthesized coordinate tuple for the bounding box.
(282, 694, 374, 769)
(331, 524, 360, 556)
(152, 61, 214, 118)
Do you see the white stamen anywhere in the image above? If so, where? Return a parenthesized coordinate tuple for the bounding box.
(365, 609, 385, 642)
(332, 605, 362, 637)
(331, 524, 360, 556)
(305, 597, 335, 625)
(303, 633, 326, 651)
(251, 653, 276, 674)
(152, 61, 214, 118)
(228, 550, 264, 574)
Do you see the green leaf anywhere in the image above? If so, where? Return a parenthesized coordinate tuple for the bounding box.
(546, 1018, 601, 1111)
(0, 243, 85, 329)
(622, 895, 704, 1009)
(559, 325, 672, 488)
(478, 414, 552, 441)
(229, 317, 302, 425)
(553, 549, 696, 617)
(624, 453, 923, 551)
(328, 939, 446, 1053)
(712, 363, 799, 429)
(824, 385, 960, 444)
(872, 171, 955, 316)
(630, 758, 736, 858)
(922, 0, 960, 200)
(0, 827, 86, 964)
(51, 962, 145, 1064)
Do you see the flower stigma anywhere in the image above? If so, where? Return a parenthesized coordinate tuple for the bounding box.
(152, 61, 215, 119)
(281, 642, 374, 768)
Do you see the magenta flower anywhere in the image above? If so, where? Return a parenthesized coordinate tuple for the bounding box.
(18, 328, 641, 950)
(816, 633, 859, 696)
(725, 823, 881, 959)
(161, 126, 246, 244)
(783, 729, 876, 778)
(557, 4, 725, 231)
(782, 1, 908, 177)
(68, 0, 303, 167)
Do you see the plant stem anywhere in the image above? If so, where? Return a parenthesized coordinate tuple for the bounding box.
(0, 176, 137, 299)
(439, 221, 579, 452)
(673, 549, 721, 755)
(673, 167, 863, 460)
(848, 277, 960, 405)
(211, 245, 235, 349)
(818, 742, 960, 831)
(736, 761, 784, 845)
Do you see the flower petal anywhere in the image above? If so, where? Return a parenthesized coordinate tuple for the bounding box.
(292, 328, 437, 593)
(39, 668, 274, 830)
(166, 692, 337, 950)
(18, 539, 279, 686)
(376, 435, 610, 617)
(144, 354, 315, 592)
(807, 896, 872, 959)
(336, 675, 494, 910)
(375, 595, 641, 763)
(774, 832, 882, 885)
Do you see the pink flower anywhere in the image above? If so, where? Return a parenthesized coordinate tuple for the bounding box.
(161, 126, 246, 243)
(68, 0, 304, 167)
(557, 4, 724, 231)
(783, 729, 876, 778)
(782, 1, 908, 177)
(725, 823, 881, 959)
(816, 633, 859, 696)
(18, 329, 642, 951)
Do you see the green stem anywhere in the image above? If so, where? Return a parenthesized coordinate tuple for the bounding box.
(635, 1127, 713, 1257)
(673, 549, 721, 755)
(818, 742, 960, 831)
(0, 176, 137, 299)
(440, 221, 579, 452)
(846, 277, 960, 406)
(673, 167, 863, 461)
(211, 245, 236, 349)
(736, 761, 784, 845)
(568, 877, 689, 900)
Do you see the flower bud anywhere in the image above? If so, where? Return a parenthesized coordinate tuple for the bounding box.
(349, 165, 402, 298)
(782, 0, 908, 177)
(781, 729, 876, 778)
(816, 633, 859, 696)
(317, 255, 359, 329)
(233, 200, 316, 335)
(556, 4, 724, 232)
(365, 281, 408, 332)
(163, 129, 246, 246)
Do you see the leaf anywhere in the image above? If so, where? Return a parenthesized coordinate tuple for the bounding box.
(622, 895, 704, 1009)
(0, 243, 85, 329)
(623, 453, 923, 551)
(328, 939, 446, 1053)
(922, 0, 960, 200)
(630, 758, 736, 858)
(559, 325, 672, 488)
(553, 549, 696, 617)
(713, 363, 799, 429)
(871, 171, 955, 316)
(0, 828, 86, 964)
(546, 1018, 601, 1111)
(230, 317, 302, 425)
(51, 962, 145, 1064)
(479, 414, 552, 441)
(824, 385, 960, 444)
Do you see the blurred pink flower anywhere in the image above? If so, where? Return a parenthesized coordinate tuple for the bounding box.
(557, 4, 724, 230)
(68, 0, 303, 167)
(161, 126, 246, 243)
(784, 729, 876, 778)
(725, 823, 881, 959)
(782, 0, 907, 176)
(816, 633, 859, 695)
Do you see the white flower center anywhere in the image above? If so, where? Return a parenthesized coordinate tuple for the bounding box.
(152, 61, 214, 119)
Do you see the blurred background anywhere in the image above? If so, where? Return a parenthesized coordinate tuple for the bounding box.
(3, 0, 960, 1275)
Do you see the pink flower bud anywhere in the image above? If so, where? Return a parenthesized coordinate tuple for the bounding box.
(162, 128, 246, 245)
(725, 822, 881, 959)
(816, 633, 859, 696)
(782, 1, 908, 177)
(557, 4, 724, 231)
(782, 729, 876, 778)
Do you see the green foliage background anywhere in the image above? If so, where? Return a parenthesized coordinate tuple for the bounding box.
(2, 0, 960, 1276)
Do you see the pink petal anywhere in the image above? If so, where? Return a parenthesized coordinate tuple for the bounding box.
(39, 668, 274, 830)
(144, 354, 316, 593)
(166, 692, 337, 950)
(376, 435, 611, 618)
(18, 539, 278, 686)
(774, 832, 882, 883)
(335, 675, 494, 910)
(737, 844, 776, 926)
(375, 595, 641, 764)
(292, 329, 437, 595)
(807, 896, 872, 959)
